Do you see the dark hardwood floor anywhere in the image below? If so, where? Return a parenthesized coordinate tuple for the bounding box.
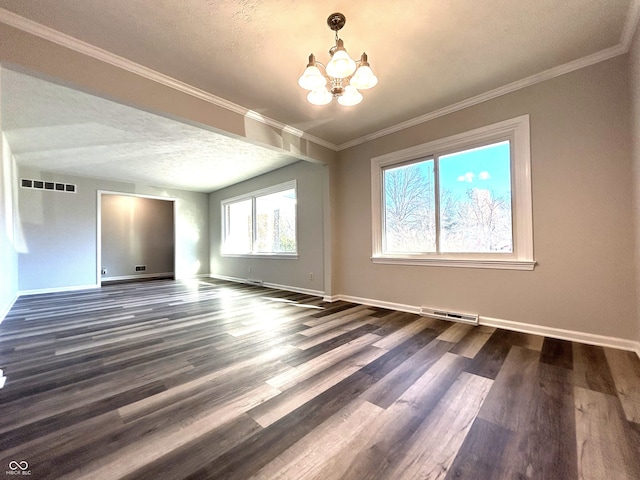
(1, 279, 639, 479)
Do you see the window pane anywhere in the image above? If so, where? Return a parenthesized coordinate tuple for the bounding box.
(223, 199, 252, 253)
(439, 141, 513, 253)
(255, 188, 297, 253)
(383, 159, 436, 253)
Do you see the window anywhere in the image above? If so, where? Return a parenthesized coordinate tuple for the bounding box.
(222, 181, 297, 257)
(371, 115, 534, 270)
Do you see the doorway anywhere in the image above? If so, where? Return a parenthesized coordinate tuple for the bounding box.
(97, 192, 176, 285)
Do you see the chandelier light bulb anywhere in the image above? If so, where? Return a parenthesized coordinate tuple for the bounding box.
(337, 85, 363, 106)
(298, 64, 326, 90)
(307, 87, 332, 106)
(350, 54, 378, 90)
(298, 54, 327, 90)
(326, 39, 356, 79)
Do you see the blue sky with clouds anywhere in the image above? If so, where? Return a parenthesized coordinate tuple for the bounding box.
(439, 141, 511, 200)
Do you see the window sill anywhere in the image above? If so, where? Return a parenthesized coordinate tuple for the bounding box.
(370, 256, 535, 270)
(221, 253, 299, 260)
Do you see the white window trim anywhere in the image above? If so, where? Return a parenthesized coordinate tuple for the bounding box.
(221, 180, 298, 258)
(371, 115, 534, 270)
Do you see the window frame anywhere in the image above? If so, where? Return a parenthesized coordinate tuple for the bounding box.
(371, 115, 534, 270)
(221, 180, 298, 259)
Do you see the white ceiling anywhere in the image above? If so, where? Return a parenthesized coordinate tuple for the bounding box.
(0, 0, 638, 192)
(1, 69, 300, 192)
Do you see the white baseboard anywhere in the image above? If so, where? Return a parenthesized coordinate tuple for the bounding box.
(194, 273, 213, 279)
(479, 315, 640, 355)
(18, 284, 99, 296)
(335, 294, 421, 315)
(0, 293, 19, 326)
(209, 274, 325, 298)
(327, 293, 640, 358)
(323, 295, 341, 302)
(102, 272, 174, 282)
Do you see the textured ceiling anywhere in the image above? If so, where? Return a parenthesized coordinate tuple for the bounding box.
(0, 0, 633, 146)
(1, 69, 299, 193)
(0, 1, 636, 193)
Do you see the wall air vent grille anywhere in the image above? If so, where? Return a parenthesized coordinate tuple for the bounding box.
(419, 307, 479, 325)
(21, 179, 76, 193)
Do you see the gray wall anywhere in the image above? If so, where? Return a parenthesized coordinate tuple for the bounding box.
(209, 160, 326, 293)
(0, 131, 19, 319)
(335, 55, 637, 340)
(17, 168, 209, 292)
(631, 27, 640, 342)
(101, 194, 174, 280)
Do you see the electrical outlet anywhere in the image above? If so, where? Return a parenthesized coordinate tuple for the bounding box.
(101, 268, 107, 275)
(309, 272, 314, 281)
(248, 266, 252, 273)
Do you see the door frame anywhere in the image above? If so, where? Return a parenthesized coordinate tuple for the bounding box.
(96, 190, 177, 287)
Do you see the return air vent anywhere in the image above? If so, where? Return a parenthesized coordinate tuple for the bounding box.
(21, 178, 76, 193)
(419, 307, 479, 325)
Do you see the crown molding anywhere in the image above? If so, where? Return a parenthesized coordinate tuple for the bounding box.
(0, 8, 339, 152)
(621, 0, 640, 51)
(1, 6, 638, 154)
(243, 110, 336, 151)
(336, 43, 627, 150)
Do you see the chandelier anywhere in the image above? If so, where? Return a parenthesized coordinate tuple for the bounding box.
(298, 13, 378, 106)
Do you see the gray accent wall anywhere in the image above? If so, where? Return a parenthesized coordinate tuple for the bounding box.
(335, 55, 636, 340)
(17, 169, 209, 292)
(209, 160, 326, 293)
(101, 194, 174, 280)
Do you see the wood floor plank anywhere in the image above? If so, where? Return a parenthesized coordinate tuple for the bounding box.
(362, 338, 451, 409)
(371, 316, 432, 350)
(118, 350, 290, 422)
(603, 347, 640, 423)
(282, 324, 381, 367)
(498, 362, 578, 480)
(573, 343, 618, 396)
(265, 333, 382, 390)
(0, 356, 193, 433)
(574, 386, 640, 480)
(59, 382, 280, 480)
(299, 309, 375, 336)
(449, 325, 496, 359)
(436, 322, 474, 343)
(185, 371, 378, 480)
(384, 372, 493, 480)
(444, 417, 513, 480)
(249, 346, 386, 427)
(477, 345, 540, 432)
(540, 336, 573, 369)
(302, 305, 371, 327)
(250, 400, 384, 480)
(464, 329, 515, 380)
(292, 317, 373, 350)
(338, 353, 470, 480)
(119, 413, 262, 480)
